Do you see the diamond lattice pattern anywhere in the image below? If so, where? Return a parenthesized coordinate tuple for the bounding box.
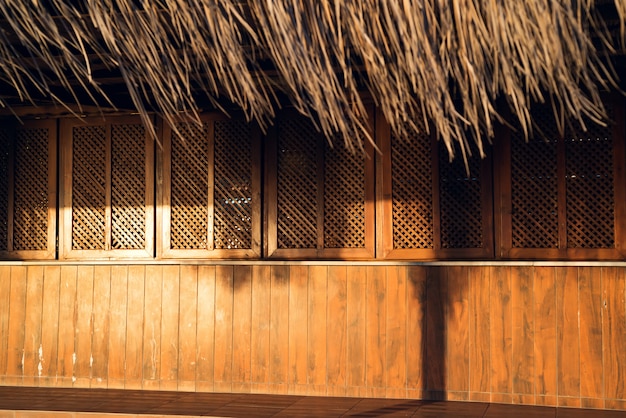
(324, 135, 366, 248)
(111, 123, 146, 249)
(566, 112, 614, 248)
(214, 120, 252, 249)
(170, 122, 209, 250)
(0, 128, 9, 250)
(439, 143, 483, 249)
(391, 127, 433, 249)
(511, 107, 559, 248)
(13, 128, 49, 250)
(277, 118, 318, 249)
(72, 125, 106, 250)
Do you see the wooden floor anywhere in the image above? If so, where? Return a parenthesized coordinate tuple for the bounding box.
(0, 388, 625, 418)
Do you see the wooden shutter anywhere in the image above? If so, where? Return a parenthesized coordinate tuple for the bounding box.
(266, 110, 375, 259)
(0, 119, 56, 259)
(496, 95, 626, 259)
(59, 116, 154, 259)
(160, 113, 261, 258)
(378, 111, 493, 259)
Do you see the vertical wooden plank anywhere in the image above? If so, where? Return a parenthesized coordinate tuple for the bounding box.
(177, 265, 198, 392)
(160, 265, 180, 391)
(556, 267, 580, 407)
(196, 265, 216, 392)
(326, 265, 347, 396)
(56, 265, 76, 386)
(91, 265, 111, 388)
(39, 266, 60, 386)
(214, 265, 233, 392)
(446, 266, 469, 400)
(511, 266, 534, 403)
(250, 265, 271, 393)
(490, 266, 512, 403)
(602, 267, 626, 403)
(0, 267, 11, 384)
(308, 265, 327, 395)
(469, 266, 490, 402)
(143, 265, 162, 390)
(425, 266, 446, 399)
(269, 265, 289, 393)
(6, 267, 27, 385)
(22, 266, 44, 386)
(346, 265, 366, 397)
(73, 265, 94, 388)
(365, 266, 386, 397)
(232, 265, 252, 392)
(288, 265, 308, 395)
(125, 265, 144, 389)
(534, 267, 557, 406)
(579, 266, 603, 407)
(107, 265, 128, 389)
(385, 266, 407, 399)
(406, 266, 427, 399)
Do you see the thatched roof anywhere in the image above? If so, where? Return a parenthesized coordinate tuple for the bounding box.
(0, 1, 625, 160)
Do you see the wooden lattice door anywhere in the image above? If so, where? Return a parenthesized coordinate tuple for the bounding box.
(265, 110, 375, 259)
(496, 96, 626, 259)
(160, 113, 261, 258)
(0, 119, 56, 259)
(59, 116, 155, 259)
(378, 111, 493, 259)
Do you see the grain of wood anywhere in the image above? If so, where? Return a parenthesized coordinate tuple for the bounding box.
(288, 265, 307, 394)
(56, 266, 76, 386)
(533, 267, 557, 406)
(469, 266, 490, 395)
(159, 265, 180, 390)
(326, 265, 347, 396)
(308, 265, 327, 395)
(346, 266, 366, 397)
(490, 266, 512, 396)
(195, 265, 216, 392)
(579, 267, 603, 400)
(125, 265, 145, 389)
(365, 266, 386, 397)
(73, 265, 94, 388)
(213, 265, 234, 392)
(406, 266, 427, 394)
(232, 265, 252, 391)
(142, 265, 162, 389)
(39, 265, 61, 386)
(177, 265, 198, 392)
(385, 266, 407, 396)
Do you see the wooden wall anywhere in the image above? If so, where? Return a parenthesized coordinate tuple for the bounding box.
(0, 263, 625, 410)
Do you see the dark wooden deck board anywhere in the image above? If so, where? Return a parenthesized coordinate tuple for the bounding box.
(0, 387, 625, 417)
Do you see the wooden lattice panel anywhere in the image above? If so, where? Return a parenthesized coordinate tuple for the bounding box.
(111, 123, 146, 249)
(565, 116, 614, 248)
(72, 125, 106, 250)
(214, 120, 252, 249)
(391, 128, 433, 249)
(170, 122, 209, 250)
(324, 137, 366, 248)
(277, 118, 318, 249)
(13, 127, 49, 250)
(0, 128, 9, 250)
(511, 108, 559, 248)
(439, 143, 483, 248)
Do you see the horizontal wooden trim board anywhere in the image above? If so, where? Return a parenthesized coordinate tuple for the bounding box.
(0, 264, 625, 411)
(0, 387, 625, 417)
(3, 260, 626, 267)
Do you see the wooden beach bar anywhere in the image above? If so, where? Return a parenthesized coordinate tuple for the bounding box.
(1, 1, 626, 416)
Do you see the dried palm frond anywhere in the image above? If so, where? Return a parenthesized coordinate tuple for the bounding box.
(0, 0, 623, 160)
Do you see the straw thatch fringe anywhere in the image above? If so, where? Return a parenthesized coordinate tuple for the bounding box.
(0, 0, 623, 159)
